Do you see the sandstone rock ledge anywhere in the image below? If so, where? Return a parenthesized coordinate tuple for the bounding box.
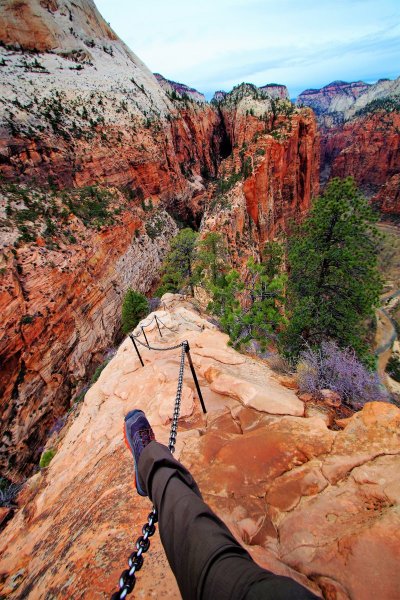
(0, 295, 399, 599)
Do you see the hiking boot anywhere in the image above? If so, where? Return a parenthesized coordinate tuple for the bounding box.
(124, 409, 155, 496)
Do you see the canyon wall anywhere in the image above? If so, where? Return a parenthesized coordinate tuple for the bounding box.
(298, 78, 400, 212)
(0, 186, 178, 478)
(0, 2, 319, 480)
(204, 84, 319, 264)
(0, 297, 398, 599)
(0, 0, 221, 478)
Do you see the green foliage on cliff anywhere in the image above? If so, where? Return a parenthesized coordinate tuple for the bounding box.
(208, 241, 286, 350)
(281, 177, 382, 363)
(121, 289, 149, 334)
(196, 232, 228, 286)
(39, 449, 56, 469)
(355, 95, 400, 117)
(65, 186, 115, 228)
(156, 228, 199, 296)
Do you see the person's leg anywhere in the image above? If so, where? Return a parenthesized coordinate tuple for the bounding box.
(138, 441, 319, 600)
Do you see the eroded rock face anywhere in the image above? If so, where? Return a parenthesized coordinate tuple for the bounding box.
(321, 111, 400, 193)
(297, 81, 371, 125)
(0, 198, 178, 479)
(259, 83, 290, 100)
(0, 297, 398, 599)
(0, 2, 318, 482)
(298, 77, 400, 214)
(0, 1, 222, 196)
(154, 73, 207, 103)
(203, 84, 319, 263)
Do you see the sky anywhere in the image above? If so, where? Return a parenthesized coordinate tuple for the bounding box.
(96, 0, 400, 100)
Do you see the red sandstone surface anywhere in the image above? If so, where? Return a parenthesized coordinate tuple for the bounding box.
(0, 297, 398, 599)
(0, 193, 178, 478)
(321, 112, 400, 194)
(0, 2, 319, 481)
(203, 86, 319, 263)
(298, 77, 400, 213)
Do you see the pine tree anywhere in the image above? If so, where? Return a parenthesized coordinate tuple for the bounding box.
(157, 228, 199, 296)
(208, 269, 244, 340)
(121, 289, 148, 334)
(241, 248, 286, 349)
(282, 177, 382, 361)
(208, 241, 286, 348)
(197, 232, 227, 286)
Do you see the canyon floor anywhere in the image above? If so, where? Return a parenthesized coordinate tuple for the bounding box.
(0, 294, 399, 600)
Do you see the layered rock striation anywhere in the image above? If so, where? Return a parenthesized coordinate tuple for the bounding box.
(205, 83, 319, 263)
(0, 2, 319, 480)
(0, 185, 178, 478)
(0, 2, 223, 197)
(0, 296, 398, 599)
(298, 78, 400, 212)
(154, 73, 207, 103)
(0, 0, 221, 478)
(259, 83, 289, 100)
(297, 80, 372, 126)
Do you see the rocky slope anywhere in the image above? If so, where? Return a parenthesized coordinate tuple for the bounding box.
(298, 78, 400, 212)
(0, 296, 398, 599)
(0, 2, 319, 480)
(259, 83, 289, 100)
(154, 73, 207, 103)
(0, 0, 220, 480)
(0, 1, 222, 201)
(205, 83, 319, 263)
(0, 183, 178, 479)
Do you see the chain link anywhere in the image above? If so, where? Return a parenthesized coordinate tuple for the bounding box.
(154, 315, 177, 332)
(134, 337, 184, 352)
(111, 342, 188, 599)
(168, 342, 186, 453)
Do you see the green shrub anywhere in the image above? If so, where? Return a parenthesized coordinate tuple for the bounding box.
(216, 171, 242, 195)
(20, 314, 34, 325)
(387, 354, 400, 382)
(91, 360, 110, 384)
(121, 289, 149, 334)
(39, 449, 56, 468)
(65, 186, 114, 227)
(145, 213, 165, 240)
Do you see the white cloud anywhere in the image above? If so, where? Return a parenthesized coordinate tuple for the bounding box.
(96, 0, 400, 97)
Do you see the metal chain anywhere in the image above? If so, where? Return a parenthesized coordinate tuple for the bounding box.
(110, 343, 187, 599)
(154, 315, 176, 332)
(110, 508, 158, 600)
(168, 342, 186, 453)
(134, 337, 184, 352)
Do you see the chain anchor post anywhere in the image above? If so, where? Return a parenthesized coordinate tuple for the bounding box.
(129, 335, 144, 367)
(141, 326, 149, 348)
(183, 341, 207, 414)
(155, 315, 163, 338)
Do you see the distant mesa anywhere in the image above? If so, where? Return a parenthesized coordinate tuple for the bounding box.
(212, 90, 227, 103)
(212, 82, 289, 104)
(259, 83, 289, 100)
(296, 80, 371, 111)
(154, 73, 207, 103)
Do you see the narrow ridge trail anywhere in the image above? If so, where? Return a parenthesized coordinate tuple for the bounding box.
(0, 295, 399, 600)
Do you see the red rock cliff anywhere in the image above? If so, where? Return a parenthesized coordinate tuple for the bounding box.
(0, 7, 319, 481)
(0, 0, 222, 478)
(0, 298, 398, 599)
(298, 77, 400, 214)
(203, 84, 319, 264)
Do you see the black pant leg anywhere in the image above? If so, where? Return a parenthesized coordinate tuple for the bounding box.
(138, 442, 319, 600)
